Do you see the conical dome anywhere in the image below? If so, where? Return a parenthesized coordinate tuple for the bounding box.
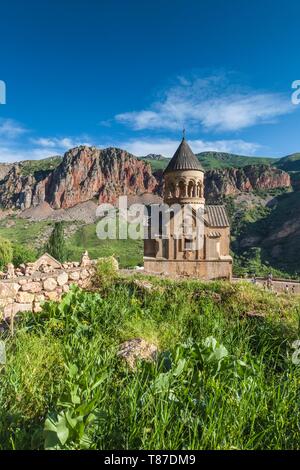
(164, 138, 204, 173)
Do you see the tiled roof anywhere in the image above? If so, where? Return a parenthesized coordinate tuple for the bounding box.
(164, 138, 204, 173)
(205, 205, 230, 228)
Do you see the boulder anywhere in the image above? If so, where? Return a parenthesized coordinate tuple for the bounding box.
(118, 338, 158, 369)
(0, 282, 19, 298)
(10, 283, 22, 294)
(44, 291, 60, 301)
(57, 272, 68, 286)
(80, 269, 90, 280)
(4, 303, 32, 318)
(16, 292, 34, 304)
(6, 263, 15, 279)
(43, 278, 58, 292)
(21, 281, 42, 293)
(0, 298, 13, 308)
(69, 271, 80, 281)
(34, 294, 45, 302)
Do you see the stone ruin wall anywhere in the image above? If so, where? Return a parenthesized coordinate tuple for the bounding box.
(0, 253, 97, 320)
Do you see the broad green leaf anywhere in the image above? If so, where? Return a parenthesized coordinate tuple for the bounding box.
(173, 358, 186, 377)
(56, 414, 69, 445)
(213, 345, 228, 361)
(44, 431, 60, 450)
(44, 416, 58, 433)
(65, 410, 78, 429)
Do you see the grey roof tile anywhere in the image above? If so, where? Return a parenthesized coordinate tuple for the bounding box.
(164, 138, 204, 173)
(205, 205, 230, 227)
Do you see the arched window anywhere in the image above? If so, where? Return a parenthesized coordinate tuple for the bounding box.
(188, 180, 194, 197)
(178, 180, 185, 198)
(169, 182, 175, 198)
(196, 182, 202, 198)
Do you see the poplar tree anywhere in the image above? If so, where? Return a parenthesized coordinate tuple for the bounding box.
(46, 222, 66, 262)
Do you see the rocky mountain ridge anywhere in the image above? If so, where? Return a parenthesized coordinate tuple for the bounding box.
(0, 146, 292, 211)
(0, 147, 158, 210)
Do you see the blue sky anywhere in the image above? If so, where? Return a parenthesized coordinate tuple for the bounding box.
(0, 0, 300, 161)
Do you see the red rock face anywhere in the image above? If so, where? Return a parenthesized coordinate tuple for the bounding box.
(0, 149, 291, 211)
(204, 165, 291, 200)
(42, 146, 157, 209)
(0, 146, 158, 210)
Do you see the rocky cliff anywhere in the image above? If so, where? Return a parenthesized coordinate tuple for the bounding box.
(0, 146, 158, 210)
(0, 147, 291, 211)
(204, 165, 290, 201)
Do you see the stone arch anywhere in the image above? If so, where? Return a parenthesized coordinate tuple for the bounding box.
(199, 181, 203, 198)
(187, 180, 194, 198)
(169, 182, 175, 198)
(178, 180, 186, 198)
(196, 181, 202, 198)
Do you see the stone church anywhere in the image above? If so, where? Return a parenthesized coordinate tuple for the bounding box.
(144, 137, 232, 280)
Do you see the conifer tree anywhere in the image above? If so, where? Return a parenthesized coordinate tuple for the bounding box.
(46, 222, 66, 262)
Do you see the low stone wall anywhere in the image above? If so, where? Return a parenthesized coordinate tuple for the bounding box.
(0, 263, 97, 319)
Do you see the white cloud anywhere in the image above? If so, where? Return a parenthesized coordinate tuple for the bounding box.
(0, 145, 58, 163)
(0, 126, 93, 163)
(0, 134, 262, 163)
(116, 75, 294, 132)
(117, 137, 262, 157)
(31, 136, 92, 150)
(0, 119, 27, 138)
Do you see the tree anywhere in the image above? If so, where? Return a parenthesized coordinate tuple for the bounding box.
(46, 222, 66, 262)
(0, 236, 13, 270)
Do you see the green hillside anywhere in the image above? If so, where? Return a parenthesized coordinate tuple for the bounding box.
(139, 156, 169, 171)
(197, 151, 275, 170)
(231, 191, 300, 275)
(273, 153, 300, 172)
(19, 156, 62, 177)
(140, 152, 276, 171)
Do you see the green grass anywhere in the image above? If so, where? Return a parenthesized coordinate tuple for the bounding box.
(66, 223, 143, 268)
(0, 277, 299, 450)
(0, 217, 52, 250)
(19, 156, 62, 177)
(0, 218, 144, 268)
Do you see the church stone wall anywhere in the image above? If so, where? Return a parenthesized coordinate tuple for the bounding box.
(144, 258, 232, 280)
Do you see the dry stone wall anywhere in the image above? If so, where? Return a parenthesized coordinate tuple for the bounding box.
(0, 253, 97, 320)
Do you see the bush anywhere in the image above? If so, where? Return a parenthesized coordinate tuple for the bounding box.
(0, 236, 13, 270)
(12, 244, 37, 267)
(95, 256, 119, 290)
